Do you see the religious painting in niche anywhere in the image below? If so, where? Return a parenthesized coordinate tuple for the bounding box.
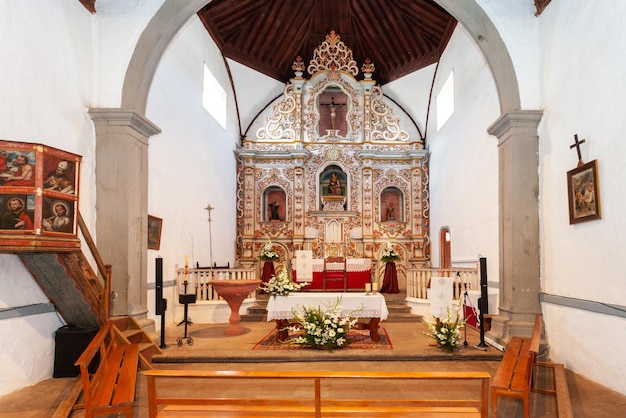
(0, 148, 36, 187)
(148, 215, 163, 250)
(43, 155, 77, 194)
(321, 166, 346, 197)
(318, 89, 348, 137)
(265, 187, 286, 221)
(381, 187, 402, 222)
(42, 197, 75, 234)
(0, 193, 35, 231)
(567, 159, 601, 224)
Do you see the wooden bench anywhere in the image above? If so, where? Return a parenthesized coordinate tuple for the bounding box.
(490, 314, 541, 418)
(146, 369, 490, 417)
(74, 320, 141, 418)
(534, 361, 574, 418)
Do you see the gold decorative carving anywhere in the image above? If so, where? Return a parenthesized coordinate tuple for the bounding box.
(307, 31, 358, 76)
(257, 85, 299, 140)
(369, 86, 409, 142)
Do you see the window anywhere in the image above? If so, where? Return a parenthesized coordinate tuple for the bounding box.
(203, 64, 227, 129)
(436, 70, 454, 131)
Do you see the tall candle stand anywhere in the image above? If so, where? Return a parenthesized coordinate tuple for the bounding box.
(177, 260, 196, 346)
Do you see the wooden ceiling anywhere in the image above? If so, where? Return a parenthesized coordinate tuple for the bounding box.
(197, 0, 457, 85)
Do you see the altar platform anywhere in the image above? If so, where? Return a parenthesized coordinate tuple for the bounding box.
(151, 320, 502, 363)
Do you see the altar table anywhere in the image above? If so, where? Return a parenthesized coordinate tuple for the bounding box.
(291, 258, 372, 291)
(266, 292, 388, 342)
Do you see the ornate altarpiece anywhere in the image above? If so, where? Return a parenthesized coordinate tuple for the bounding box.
(236, 32, 430, 284)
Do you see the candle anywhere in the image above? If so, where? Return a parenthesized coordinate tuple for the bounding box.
(372, 282, 379, 292)
(184, 254, 189, 266)
(365, 283, 372, 293)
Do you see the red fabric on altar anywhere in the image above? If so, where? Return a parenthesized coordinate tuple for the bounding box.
(293, 270, 371, 291)
(261, 261, 275, 285)
(380, 262, 399, 294)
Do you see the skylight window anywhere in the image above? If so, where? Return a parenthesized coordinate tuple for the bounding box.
(203, 64, 227, 129)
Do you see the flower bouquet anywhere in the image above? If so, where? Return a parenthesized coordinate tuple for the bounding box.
(380, 242, 400, 263)
(259, 239, 280, 261)
(423, 299, 467, 352)
(287, 298, 359, 351)
(261, 267, 307, 296)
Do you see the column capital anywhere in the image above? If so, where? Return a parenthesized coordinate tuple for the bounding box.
(487, 110, 543, 140)
(89, 108, 161, 139)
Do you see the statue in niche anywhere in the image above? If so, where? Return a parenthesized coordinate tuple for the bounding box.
(268, 200, 280, 221)
(328, 172, 342, 196)
(386, 203, 396, 221)
(266, 187, 285, 221)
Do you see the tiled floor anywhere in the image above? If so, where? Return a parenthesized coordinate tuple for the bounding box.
(1, 321, 625, 417)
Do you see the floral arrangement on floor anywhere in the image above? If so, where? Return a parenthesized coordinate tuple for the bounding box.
(380, 241, 400, 263)
(259, 239, 280, 261)
(423, 299, 467, 352)
(261, 267, 307, 296)
(287, 298, 360, 351)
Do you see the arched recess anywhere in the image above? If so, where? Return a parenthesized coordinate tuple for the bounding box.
(264, 186, 286, 222)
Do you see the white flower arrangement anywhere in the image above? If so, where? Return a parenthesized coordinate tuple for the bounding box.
(259, 239, 280, 261)
(380, 242, 400, 262)
(287, 298, 359, 351)
(423, 299, 467, 352)
(261, 267, 307, 296)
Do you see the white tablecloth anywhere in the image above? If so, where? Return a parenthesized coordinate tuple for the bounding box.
(266, 292, 388, 321)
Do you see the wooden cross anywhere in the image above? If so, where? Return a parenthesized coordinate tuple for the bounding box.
(570, 134, 586, 167)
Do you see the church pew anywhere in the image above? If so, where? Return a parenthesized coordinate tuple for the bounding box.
(534, 361, 574, 418)
(74, 321, 140, 418)
(490, 314, 542, 418)
(145, 369, 490, 417)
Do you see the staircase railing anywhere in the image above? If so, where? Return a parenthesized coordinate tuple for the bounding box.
(406, 267, 480, 300)
(77, 211, 111, 320)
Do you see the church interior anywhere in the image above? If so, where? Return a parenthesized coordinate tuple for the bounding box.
(1, 0, 626, 416)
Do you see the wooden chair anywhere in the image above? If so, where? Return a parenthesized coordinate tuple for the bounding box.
(323, 256, 347, 291)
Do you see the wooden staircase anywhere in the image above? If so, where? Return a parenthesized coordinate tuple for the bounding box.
(110, 316, 163, 368)
(241, 292, 421, 322)
(10, 212, 162, 367)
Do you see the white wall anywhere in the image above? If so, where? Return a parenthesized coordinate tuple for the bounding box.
(476, 0, 541, 109)
(537, 0, 626, 394)
(0, 0, 96, 396)
(228, 59, 285, 138)
(384, 63, 436, 138)
(425, 25, 500, 285)
(145, 17, 240, 327)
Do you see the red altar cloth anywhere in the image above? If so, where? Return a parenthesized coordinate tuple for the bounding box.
(292, 270, 371, 291)
(261, 261, 275, 285)
(380, 262, 399, 294)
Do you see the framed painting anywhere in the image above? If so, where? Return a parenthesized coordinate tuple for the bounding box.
(567, 159, 601, 224)
(148, 215, 162, 250)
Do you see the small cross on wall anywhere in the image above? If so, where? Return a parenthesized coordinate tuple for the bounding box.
(569, 134, 586, 168)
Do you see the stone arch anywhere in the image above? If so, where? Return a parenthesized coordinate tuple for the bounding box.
(116, 0, 538, 342)
(121, 0, 521, 116)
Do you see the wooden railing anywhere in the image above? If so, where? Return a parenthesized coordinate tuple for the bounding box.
(406, 267, 479, 300)
(175, 267, 257, 301)
(77, 211, 111, 320)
